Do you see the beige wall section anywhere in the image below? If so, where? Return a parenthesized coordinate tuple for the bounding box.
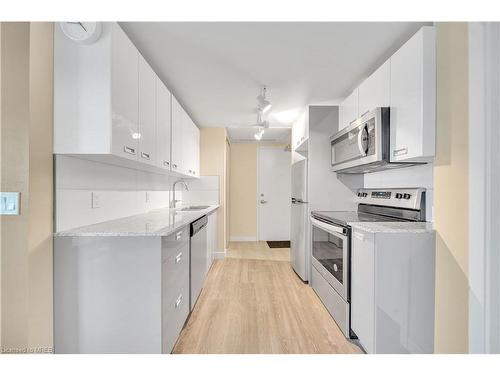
(0, 22, 54, 351)
(229, 143, 288, 240)
(200, 127, 229, 253)
(229, 143, 257, 239)
(27, 22, 54, 348)
(434, 22, 469, 353)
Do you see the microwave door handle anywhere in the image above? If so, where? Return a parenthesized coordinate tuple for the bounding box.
(357, 125, 368, 157)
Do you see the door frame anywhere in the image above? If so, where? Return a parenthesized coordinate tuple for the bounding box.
(468, 22, 500, 354)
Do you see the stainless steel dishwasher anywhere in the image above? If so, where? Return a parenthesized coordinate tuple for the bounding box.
(190, 215, 208, 310)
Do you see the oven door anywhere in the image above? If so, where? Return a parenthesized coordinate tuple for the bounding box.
(310, 217, 349, 301)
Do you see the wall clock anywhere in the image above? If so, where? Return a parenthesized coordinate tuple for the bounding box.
(59, 22, 102, 44)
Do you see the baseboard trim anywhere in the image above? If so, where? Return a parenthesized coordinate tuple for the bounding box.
(213, 250, 226, 260)
(229, 236, 257, 242)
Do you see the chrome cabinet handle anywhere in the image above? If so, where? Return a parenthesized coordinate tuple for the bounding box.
(141, 152, 150, 160)
(176, 231, 183, 240)
(175, 294, 183, 308)
(163, 160, 170, 167)
(172, 164, 178, 169)
(360, 110, 370, 118)
(175, 252, 182, 263)
(123, 146, 136, 155)
(393, 147, 408, 157)
(260, 200, 268, 204)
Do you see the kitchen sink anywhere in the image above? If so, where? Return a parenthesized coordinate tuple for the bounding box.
(178, 205, 210, 211)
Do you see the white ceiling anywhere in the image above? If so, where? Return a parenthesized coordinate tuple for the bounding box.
(120, 22, 429, 133)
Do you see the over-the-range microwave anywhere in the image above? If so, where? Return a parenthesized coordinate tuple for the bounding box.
(330, 107, 421, 174)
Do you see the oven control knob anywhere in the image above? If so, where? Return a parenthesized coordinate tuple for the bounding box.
(395, 193, 403, 199)
(403, 193, 411, 199)
(357, 193, 361, 197)
(362, 193, 367, 197)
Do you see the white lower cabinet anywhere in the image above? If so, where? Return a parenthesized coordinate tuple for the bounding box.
(351, 229, 375, 353)
(350, 227, 436, 354)
(206, 211, 218, 272)
(161, 227, 190, 353)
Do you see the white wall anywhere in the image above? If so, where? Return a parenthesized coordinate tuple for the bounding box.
(55, 155, 218, 232)
(364, 163, 434, 221)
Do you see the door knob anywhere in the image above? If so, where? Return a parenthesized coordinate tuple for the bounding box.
(260, 200, 268, 204)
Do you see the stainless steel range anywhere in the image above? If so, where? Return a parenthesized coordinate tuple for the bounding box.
(310, 188, 426, 338)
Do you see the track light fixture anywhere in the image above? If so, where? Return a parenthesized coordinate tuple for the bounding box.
(259, 87, 272, 114)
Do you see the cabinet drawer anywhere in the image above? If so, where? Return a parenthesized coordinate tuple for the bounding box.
(162, 281, 190, 353)
(162, 226, 189, 261)
(162, 243, 189, 306)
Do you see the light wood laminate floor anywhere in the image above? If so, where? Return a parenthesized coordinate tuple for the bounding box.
(226, 241, 290, 261)
(173, 242, 361, 354)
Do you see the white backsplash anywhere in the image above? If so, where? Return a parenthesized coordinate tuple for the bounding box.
(55, 155, 219, 232)
(363, 163, 434, 221)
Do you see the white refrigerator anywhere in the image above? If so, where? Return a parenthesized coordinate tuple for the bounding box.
(290, 159, 308, 281)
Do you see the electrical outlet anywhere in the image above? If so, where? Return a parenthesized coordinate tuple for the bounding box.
(91, 192, 101, 209)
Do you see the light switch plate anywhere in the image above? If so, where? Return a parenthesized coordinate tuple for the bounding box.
(1, 192, 20, 215)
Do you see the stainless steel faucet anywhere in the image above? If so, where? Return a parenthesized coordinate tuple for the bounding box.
(171, 179, 189, 208)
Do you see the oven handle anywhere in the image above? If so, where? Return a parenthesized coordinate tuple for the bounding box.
(311, 217, 347, 238)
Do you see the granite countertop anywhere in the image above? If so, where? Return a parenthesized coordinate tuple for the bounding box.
(348, 220, 435, 234)
(54, 205, 219, 237)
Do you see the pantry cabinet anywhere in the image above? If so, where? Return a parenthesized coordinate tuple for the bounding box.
(358, 59, 390, 117)
(338, 88, 359, 131)
(390, 26, 436, 163)
(156, 78, 172, 170)
(54, 22, 200, 178)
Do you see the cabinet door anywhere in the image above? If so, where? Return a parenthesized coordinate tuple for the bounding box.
(156, 79, 171, 170)
(111, 24, 139, 160)
(138, 54, 157, 165)
(358, 59, 390, 116)
(338, 88, 359, 131)
(181, 112, 193, 176)
(192, 122, 200, 177)
(171, 96, 184, 172)
(351, 229, 375, 353)
(390, 27, 436, 162)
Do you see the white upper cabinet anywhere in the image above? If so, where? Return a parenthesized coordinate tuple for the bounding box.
(111, 23, 139, 160)
(138, 54, 157, 166)
(156, 78, 171, 170)
(171, 96, 184, 173)
(54, 22, 200, 177)
(358, 59, 390, 117)
(182, 114, 200, 178)
(390, 26, 436, 162)
(338, 88, 359, 131)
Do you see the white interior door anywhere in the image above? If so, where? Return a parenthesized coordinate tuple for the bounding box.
(258, 147, 291, 241)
